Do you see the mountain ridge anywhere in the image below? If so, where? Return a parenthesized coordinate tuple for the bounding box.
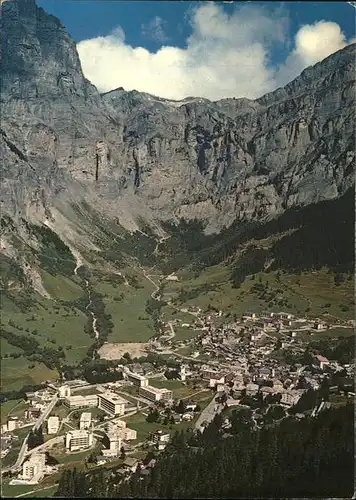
(0, 0, 355, 292)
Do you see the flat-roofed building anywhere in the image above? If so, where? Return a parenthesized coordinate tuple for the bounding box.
(118, 426, 137, 441)
(125, 371, 149, 387)
(138, 385, 173, 403)
(47, 416, 60, 434)
(151, 430, 170, 450)
(102, 424, 122, 457)
(22, 453, 46, 482)
(25, 407, 41, 420)
(65, 430, 93, 452)
(58, 385, 71, 398)
(79, 412, 92, 430)
(7, 417, 19, 431)
(64, 395, 98, 409)
(98, 392, 127, 416)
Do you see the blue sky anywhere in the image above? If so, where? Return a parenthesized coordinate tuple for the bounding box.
(36, 1, 355, 100)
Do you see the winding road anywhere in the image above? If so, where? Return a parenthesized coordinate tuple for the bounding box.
(3, 395, 59, 474)
(165, 321, 176, 340)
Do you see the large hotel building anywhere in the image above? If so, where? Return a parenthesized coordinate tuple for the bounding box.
(65, 430, 93, 452)
(125, 371, 149, 387)
(98, 392, 128, 416)
(64, 394, 98, 409)
(139, 385, 173, 403)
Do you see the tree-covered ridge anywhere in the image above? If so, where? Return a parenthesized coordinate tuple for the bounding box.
(117, 403, 354, 498)
(54, 403, 353, 498)
(23, 221, 76, 276)
(0, 253, 25, 287)
(158, 188, 354, 283)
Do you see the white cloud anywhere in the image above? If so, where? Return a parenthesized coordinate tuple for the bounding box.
(141, 16, 169, 43)
(77, 4, 354, 101)
(276, 20, 355, 86)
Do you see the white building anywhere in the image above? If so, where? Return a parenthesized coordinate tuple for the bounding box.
(280, 391, 303, 407)
(22, 453, 46, 482)
(47, 416, 60, 434)
(153, 430, 170, 444)
(58, 385, 71, 398)
(179, 365, 186, 382)
(116, 419, 126, 429)
(313, 322, 324, 330)
(64, 395, 98, 409)
(277, 312, 293, 320)
(138, 385, 173, 403)
(98, 393, 127, 416)
(118, 427, 137, 441)
(125, 370, 149, 387)
(209, 376, 225, 388)
(109, 420, 137, 440)
(102, 424, 122, 457)
(202, 369, 226, 382)
(151, 430, 170, 451)
(79, 412, 92, 430)
(165, 274, 179, 281)
(7, 417, 18, 432)
(273, 379, 284, 392)
(65, 430, 93, 452)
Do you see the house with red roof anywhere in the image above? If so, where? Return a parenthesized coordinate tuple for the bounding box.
(313, 354, 330, 370)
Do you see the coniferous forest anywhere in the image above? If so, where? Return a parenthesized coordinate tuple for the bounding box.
(54, 403, 354, 498)
(157, 187, 354, 280)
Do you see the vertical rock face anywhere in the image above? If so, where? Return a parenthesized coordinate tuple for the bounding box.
(0, 0, 355, 235)
(1, 0, 96, 101)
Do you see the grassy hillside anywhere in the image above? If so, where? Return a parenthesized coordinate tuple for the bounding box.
(1, 356, 58, 392)
(91, 272, 156, 343)
(162, 266, 354, 322)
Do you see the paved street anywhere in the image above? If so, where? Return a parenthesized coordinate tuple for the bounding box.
(195, 395, 223, 432)
(2, 395, 59, 474)
(33, 395, 58, 431)
(25, 435, 64, 458)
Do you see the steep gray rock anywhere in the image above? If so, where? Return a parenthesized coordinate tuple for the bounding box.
(1, 0, 355, 239)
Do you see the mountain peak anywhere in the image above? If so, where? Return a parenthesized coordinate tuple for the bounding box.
(0, 0, 354, 236)
(0, 0, 96, 101)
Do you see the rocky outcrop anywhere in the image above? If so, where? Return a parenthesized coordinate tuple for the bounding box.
(1, 0, 355, 237)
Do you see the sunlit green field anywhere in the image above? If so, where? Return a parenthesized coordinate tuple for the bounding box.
(1, 357, 58, 392)
(94, 277, 156, 343)
(0, 398, 29, 424)
(163, 266, 354, 320)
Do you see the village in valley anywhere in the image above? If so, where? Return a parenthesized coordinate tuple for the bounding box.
(1, 295, 354, 496)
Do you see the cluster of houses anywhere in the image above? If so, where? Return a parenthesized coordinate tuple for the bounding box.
(3, 305, 353, 489)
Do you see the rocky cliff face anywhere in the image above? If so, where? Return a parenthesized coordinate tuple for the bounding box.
(1, 0, 355, 239)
